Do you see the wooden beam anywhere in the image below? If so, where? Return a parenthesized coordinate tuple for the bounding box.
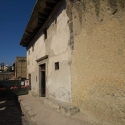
(44, 8, 52, 14)
(46, 2, 55, 8)
(38, 12, 48, 18)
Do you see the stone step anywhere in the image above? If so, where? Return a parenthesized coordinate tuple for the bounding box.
(43, 97, 80, 116)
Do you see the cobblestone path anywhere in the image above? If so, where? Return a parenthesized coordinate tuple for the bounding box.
(0, 96, 29, 125)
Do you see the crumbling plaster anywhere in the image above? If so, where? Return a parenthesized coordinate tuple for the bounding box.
(27, 1, 72, 102)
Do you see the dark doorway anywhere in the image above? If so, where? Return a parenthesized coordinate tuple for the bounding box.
(29, 74, 31, 90)
(40, 64, 46, 97)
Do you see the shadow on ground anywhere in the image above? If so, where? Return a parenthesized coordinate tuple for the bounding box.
(0, 90, 29, 125)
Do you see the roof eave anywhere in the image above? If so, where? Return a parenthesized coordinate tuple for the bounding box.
(20, 0, 60, 47)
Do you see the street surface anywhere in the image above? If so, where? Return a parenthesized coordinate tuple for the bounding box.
(0, 96, 29, 125)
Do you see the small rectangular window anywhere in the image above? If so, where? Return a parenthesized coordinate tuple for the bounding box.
(55, 18, 57, 24)
(28, 50, 30, 55)
(32, 45, 34, 52)
(44, 30, 47, 39)
(55, 62, 59, 70)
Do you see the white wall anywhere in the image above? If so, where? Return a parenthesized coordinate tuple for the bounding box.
(27, 1, 72, 102)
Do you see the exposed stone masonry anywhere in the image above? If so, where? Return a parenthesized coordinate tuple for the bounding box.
(68, 0, 125, 125)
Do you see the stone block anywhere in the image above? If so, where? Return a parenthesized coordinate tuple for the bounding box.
(52, 103, 60, 109)
(25, 106, 32, 112)
(44, 97, 79, 116)
(35, 120, 45, 125)
(21, 101, 28, 107)
(28, 110, 36, 117)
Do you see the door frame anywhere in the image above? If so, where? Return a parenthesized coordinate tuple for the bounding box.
(36, 55, 48, 97)
(38, 61, 48, 97)
(39, 63, 46, 97)
(28, 73, 31, 90)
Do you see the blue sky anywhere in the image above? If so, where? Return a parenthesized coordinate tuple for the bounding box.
(0, 0, 36, 66)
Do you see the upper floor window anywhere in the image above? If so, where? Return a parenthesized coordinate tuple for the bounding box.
(28, 50, 30, 55)
(55, 18, 57, 24)
(55, 62, 59, 70)
(32, 44, 34, 52)
(44, 30, 47, 39)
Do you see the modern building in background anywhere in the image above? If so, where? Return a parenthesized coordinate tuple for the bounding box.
(0, 63, 14, 80)
(0, 64, 12, 72)
(0, 63, 4, 72)
(20, 0, 125, 125)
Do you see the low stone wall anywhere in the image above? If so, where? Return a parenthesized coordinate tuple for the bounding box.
(0, 72, 14, 80)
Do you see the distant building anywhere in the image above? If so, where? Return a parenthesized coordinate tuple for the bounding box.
(0, 64, 10, 72)
(14, 57, 27, 79)
(0, 63, 4, 72)
(4, 65, 9, 72)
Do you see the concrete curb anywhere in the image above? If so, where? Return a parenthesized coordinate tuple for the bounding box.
(18, 96, 37, 125)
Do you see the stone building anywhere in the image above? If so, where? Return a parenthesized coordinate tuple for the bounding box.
(14, 57, 27, 79)
(20, 0, 125, 125)
(20, 0, 72, 101)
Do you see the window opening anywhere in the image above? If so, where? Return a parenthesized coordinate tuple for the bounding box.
(28, 50, 30, 55)
(55, 62, 59, 70)
(55, 18, 57, 24)
(32, 45, 34, 52)
(44, 30, 47, 39)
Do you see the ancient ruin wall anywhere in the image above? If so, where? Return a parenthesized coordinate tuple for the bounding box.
(67, 0, 125, 124)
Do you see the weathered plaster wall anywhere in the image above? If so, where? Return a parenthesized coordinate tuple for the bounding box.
(27, 34, 45, 93)
(68, 0, 125, 124)
(27, 1, 72, 102)
(15, 57, 27, 78)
